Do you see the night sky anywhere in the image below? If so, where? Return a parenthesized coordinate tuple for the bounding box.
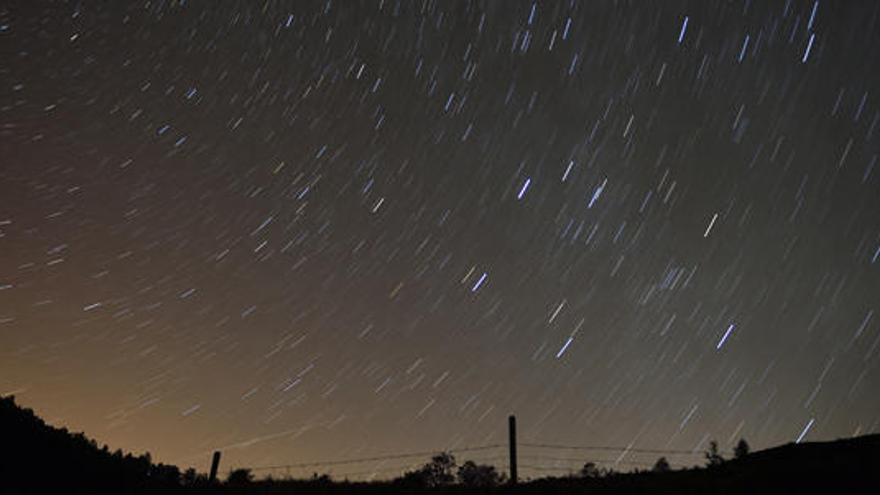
(2, 0, 879, 480)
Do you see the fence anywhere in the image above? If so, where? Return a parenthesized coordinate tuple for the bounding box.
(212, 415, 730, 482)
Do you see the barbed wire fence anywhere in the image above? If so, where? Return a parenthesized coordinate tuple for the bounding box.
(215, 417, 733, 483)
(239, 444, 505, 481)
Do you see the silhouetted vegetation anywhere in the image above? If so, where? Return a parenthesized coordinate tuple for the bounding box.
(704, 439, 725, 467)
(578, 461, 600, 478)
(227, 468, 255, 486)
(0, 395, 186, 494)
(399, 452, 458, 488)
(457, 460, 503, 487)
(734, 438, 750, 459)
(2, 395, 879, 494)
(652, 456, 671, 473)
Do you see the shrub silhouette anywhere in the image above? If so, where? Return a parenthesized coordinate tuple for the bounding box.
(580, 461, 600, 478)
(652, 456, 671, 472)
(456, 460, 502, 487)
(227, 468, 254, 485)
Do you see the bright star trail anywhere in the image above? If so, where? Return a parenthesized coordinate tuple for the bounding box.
(717, 324, 736, 350)
(1, 0, 879, 478)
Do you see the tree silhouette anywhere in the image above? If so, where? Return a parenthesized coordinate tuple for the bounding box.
(652, 456, 671, 472)
(423, 452, 456, 486)
(399, 452, 457, 488)
(734, 438, 750, 459)
(705, 440, 724, 467)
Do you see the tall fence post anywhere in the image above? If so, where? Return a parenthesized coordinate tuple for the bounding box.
(509, 415, 518, 484)
(209, 451, 222, 482)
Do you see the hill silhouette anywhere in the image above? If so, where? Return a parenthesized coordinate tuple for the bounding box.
(0, 395, 187, 494)
(2, 394, 879, 494)
(519, 433, 880, 495)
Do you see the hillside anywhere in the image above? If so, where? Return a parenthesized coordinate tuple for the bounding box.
(0, 395, 186, 494)
(519, 433, 880, 495)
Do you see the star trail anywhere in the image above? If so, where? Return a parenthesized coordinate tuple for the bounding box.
(1, 0, 879, 479)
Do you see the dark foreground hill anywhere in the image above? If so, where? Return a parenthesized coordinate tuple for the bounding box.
(2, 395, 879, 494)
(517, 433, 880, 495)
(0, 395, 186, 494)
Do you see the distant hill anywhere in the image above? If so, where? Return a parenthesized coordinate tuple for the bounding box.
(519, 434, 880, 495)
(2, 394, 879, 494)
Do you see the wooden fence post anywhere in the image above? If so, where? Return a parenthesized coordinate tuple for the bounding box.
(509, 415, 518, 484)
(209, 451, 221, 482)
